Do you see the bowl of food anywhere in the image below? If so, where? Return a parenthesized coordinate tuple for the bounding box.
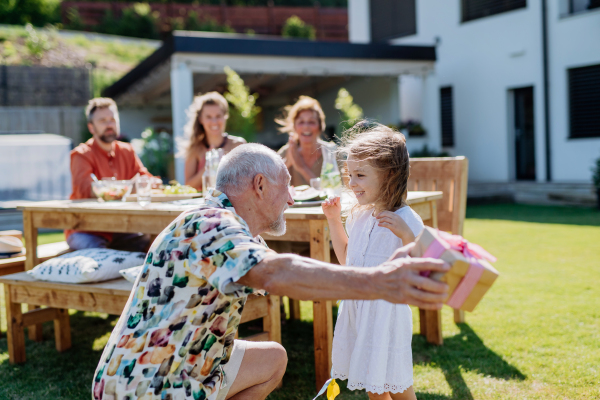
(92, 180, 133, 202)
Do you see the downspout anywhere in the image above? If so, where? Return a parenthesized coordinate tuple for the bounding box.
(541, 0, 552, 181)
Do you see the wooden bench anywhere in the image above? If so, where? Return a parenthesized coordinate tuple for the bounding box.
(0, 241, 71, 276)
(0, 272, 281, 364)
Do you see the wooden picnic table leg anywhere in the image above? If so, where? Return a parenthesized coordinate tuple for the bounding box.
(419, 200, 443, 345)
(4, 283, 26, 364)
(309, 220, 333, 391)
(288, 298, 301, 320)
(23, 210, 44, 342)
(54, 308, 72, 352)
(263, 295, 283, 389)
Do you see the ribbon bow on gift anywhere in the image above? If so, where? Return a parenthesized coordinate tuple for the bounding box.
(436, 231, 497, 263)
(421, 229, 497, 310)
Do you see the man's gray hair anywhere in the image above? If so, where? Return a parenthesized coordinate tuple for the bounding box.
(216, 143, 287, 196)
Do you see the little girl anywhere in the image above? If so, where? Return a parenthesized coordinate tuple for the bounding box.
(322, 123, 424, 400)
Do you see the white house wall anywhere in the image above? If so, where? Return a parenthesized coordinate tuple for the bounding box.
(547, 3, 600, 182)
(387, 0, 546, 182)
(118, 107, 173, 140)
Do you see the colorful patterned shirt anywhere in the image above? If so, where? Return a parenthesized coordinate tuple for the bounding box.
(92, 190, 268, 400)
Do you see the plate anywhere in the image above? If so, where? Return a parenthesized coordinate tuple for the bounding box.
(124, 193, 201, 202)
(290, 200, 324, 208)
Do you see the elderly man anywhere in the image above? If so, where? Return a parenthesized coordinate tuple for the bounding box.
(93, 144, 449, 400)
(67, 97, 154, 252)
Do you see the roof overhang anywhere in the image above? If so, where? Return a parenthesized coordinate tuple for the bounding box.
(104, 31, 436, 105)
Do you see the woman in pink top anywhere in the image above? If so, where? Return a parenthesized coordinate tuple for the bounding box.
(179, 92, 246, 190)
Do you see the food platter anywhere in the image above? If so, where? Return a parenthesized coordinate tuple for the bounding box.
(123, 193, 202, 202)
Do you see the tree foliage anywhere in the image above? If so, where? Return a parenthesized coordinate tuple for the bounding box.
(335, 87, 363, 134)
(282, 15, 316, 40)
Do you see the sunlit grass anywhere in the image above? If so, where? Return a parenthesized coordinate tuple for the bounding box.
(1, 205, 599, 399)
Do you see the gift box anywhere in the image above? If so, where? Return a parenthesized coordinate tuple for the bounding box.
(411, 226, 499, 312)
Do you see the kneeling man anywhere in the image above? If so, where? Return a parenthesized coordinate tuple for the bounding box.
(93, 144, 449, 400)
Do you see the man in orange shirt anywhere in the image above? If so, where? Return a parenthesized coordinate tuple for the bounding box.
(67, 97, 154, 251)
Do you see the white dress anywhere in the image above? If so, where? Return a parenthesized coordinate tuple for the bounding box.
(331, 206, 424, 394)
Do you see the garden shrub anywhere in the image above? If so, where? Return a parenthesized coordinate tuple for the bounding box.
(282, 15, 315, 40)
(223, 66, 261, 143)
(0, 0, 60, 26)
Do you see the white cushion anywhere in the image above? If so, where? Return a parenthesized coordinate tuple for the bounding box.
(27, 248, 146, 283)
(119, 265, 143, 283)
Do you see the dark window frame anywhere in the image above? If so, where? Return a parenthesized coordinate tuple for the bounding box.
(370, 0, 417, 42)
(461, 0, 527, 23)
(440, 86, 455, 147)
(568, 64, 600, 139)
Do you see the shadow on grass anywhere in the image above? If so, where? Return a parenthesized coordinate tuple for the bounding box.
(412, 324, 526, 400)
(0, 311, 117, 400)
(466, 203, 600, 226)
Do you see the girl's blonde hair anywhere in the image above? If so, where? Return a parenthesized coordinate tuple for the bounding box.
(276, 95, 326, 134)
(339, 121, 410, 213)
(178, 92, 229, 158)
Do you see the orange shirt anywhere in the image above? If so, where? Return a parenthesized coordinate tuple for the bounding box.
(66, 138, 152, 240)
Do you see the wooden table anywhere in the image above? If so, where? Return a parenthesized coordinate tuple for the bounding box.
(0, 272, 280, 364)
(16, 190, 442, 390)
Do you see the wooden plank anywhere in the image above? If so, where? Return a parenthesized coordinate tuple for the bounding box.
(240, 296, 269, 324)
(309, 219, 333, 390)
(5, 284, 26, 364)
(419, 308, 427, 339)
(263, 295, 281, 344)
(410, 202, 432, 221)
(454, 308, 466, 324)
(22, 211, 38, 271)
(425, 309, 443, 345)
(288, 298, 301, 321)
(21, 307, 59, 326)
(10, 286, 128, 315)
(0, 273, 134, 296)
(31, 212, 177, 235)
(54, 308, 72, 352)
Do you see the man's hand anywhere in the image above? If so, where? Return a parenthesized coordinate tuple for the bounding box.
(372, 243, 450, 309)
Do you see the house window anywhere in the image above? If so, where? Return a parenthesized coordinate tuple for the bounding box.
(370, 0, 416, 42)
(569, 64, 600, 139)
(462, 0, 527, 23)
(440, 87, 455, 147)
(567, 0, 600, 15)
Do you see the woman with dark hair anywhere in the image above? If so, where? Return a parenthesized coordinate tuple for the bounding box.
(179, 92, 246, 190)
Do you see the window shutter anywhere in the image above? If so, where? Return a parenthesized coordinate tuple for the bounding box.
(441, 87, 455, 147)
(462, 0, 527, 22)
(370, 0, 416, 42)
(569, 64, 600, 139)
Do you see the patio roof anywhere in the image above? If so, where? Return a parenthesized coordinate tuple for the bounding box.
(103, 31, 436, 102)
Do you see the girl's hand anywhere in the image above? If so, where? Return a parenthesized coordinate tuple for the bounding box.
(376, 211, 416, 244)
(322, 197, 342, 221)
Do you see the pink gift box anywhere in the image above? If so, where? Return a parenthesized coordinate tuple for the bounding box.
(411, 227, 499, 312)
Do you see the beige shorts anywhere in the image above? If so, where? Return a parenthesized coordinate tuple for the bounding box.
(215, 340, 247, 400)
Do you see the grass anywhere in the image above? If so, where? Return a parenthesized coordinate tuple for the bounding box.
(1, 204, 600, 399)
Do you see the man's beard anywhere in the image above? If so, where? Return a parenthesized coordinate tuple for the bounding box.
(266, 211, 287, 236)
(99, 129, 118, 144)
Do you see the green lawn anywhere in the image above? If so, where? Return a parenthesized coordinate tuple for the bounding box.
(1, 204, 599, 399)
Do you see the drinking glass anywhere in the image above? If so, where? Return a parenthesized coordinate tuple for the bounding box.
(310, 177, 321, 191)
(136, 176, 152, 207)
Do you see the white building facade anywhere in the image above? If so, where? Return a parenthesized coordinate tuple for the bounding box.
(349, 0, 600, 184)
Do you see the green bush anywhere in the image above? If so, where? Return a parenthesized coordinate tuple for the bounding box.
(410, 144, 450, 158)
(223, 66, 261, 142)
(131, 128, 173, 179)
(0, 0, 60, 26)
(282, 15, 315, 40)
(335, 87, 363, 134)
(184, 11, 235, 33)
(64, 7, 86, 31)
(97, 3, 160, 40)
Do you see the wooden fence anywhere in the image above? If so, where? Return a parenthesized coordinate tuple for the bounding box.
(60, 2, 348, 41)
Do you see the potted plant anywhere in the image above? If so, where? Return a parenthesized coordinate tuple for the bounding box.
(593, 156, 600, 209)
(398, 120, 427, 137)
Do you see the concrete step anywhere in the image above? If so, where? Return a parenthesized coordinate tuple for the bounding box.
(468, 182, 596, 207)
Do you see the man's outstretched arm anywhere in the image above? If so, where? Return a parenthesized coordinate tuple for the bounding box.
(238, 243, 451, 310)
